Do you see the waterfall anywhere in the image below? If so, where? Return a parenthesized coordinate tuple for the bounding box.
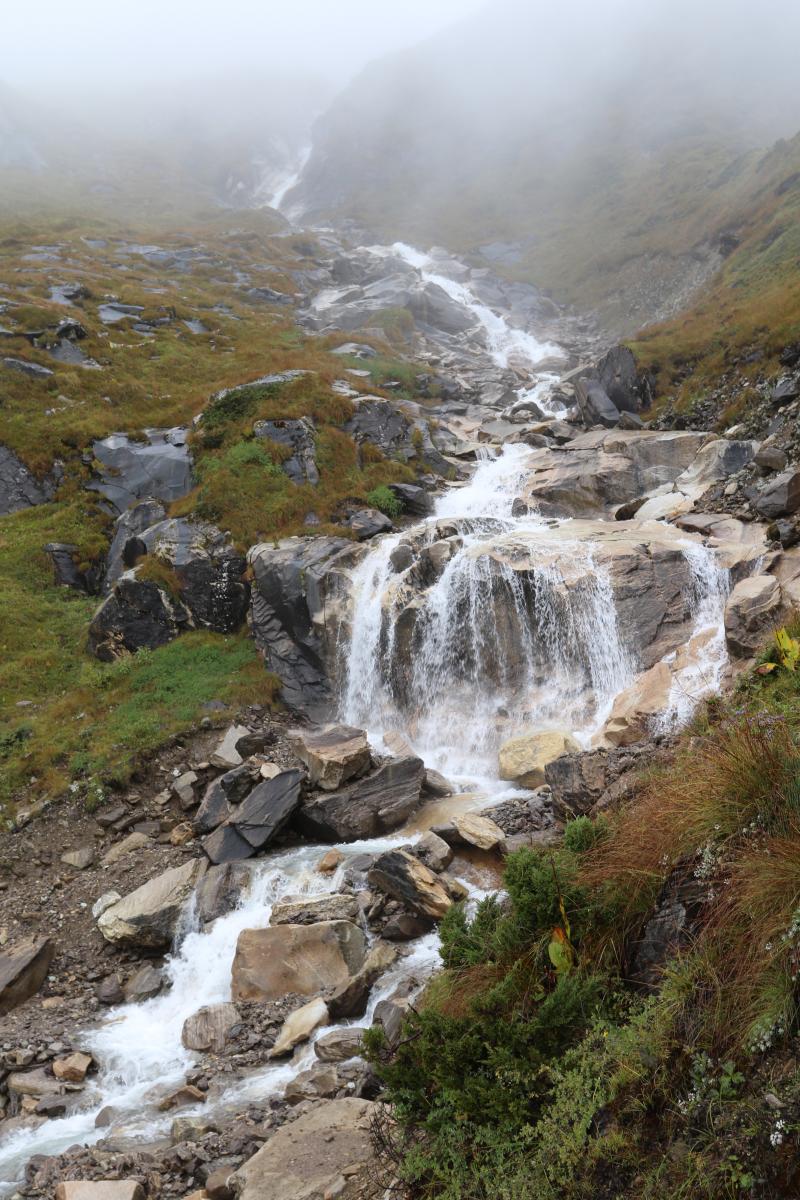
(342, 445, 635, 790)
(653, 541, 731, 734)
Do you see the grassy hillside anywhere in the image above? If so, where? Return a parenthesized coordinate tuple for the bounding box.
(0, 214, 419, 816)
(629, 133, 800, 419)
(367, 624, 800, 1199)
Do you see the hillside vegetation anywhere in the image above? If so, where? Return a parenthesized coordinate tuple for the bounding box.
(0, 214, 417, 815)
(367, 627, 800, 1199)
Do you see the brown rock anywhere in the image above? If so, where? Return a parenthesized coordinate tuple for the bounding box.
(327, 941, 398, 1020)
(0, 937, 54, 1016)
(598, 662, 673, 748)
(499, 730, 580, 788)
(231, 1098, 377, 1200)
(317, 848, 344, 874)
(231, 921, 367, 1003)
(269, 997, 329, 1058)
(724, 575, 783, 657)
(368, 850, 452, 919)
(158, 1083, 206, 1111)
(182, 1002, 240, 1053)
(289, 724, 371, 791)
(55, 1185, 145, 1200)
(270, 894, 357, 926)
(53, 1052, 93, 1083)
(450, 813, 506, 851)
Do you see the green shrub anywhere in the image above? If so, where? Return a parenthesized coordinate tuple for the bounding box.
(366, 484, 403, 518)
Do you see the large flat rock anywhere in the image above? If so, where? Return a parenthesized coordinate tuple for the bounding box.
(231, 921, 367, 1002)
(231, 1098, 377, 1200)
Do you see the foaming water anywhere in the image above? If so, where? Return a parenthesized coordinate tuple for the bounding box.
(653, 541, 731, 734)
(370, 242, 566, 415)
(342, 445, 634, 788)
(0, 838, 404, 1189)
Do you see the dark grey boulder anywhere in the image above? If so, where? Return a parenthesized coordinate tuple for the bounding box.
(344, 398, 451, 477)
(89, 518, 249, 659)
(296, 757, 425, 843)
(195, 861, 251, 926)
(596, 345, 641, 413)
(0, 938, 54, 1016)
(89, 427, 193, 512)
(755, 469, 800, 519)
(202, 769, 304, 863)
(0, 445, 55, 515)
(2, 356, 53, 379)
(104, 499, 167, 592)
(575, 378, 620, 428)
(346, 508, 393, 540)
(387, 483, 433, 515)
(88, 574, 193, 660)
(248, 536, 360, 715)
(771, 375, 800, 408)
(194, 763, 261, 835)
(254, 417, 319, 485)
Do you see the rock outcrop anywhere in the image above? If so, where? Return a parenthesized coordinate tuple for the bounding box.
(88, 518, 248, 659)
(296, 756, 425, 842)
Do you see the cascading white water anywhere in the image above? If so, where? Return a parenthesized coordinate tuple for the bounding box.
(369, 242, 566, 416)
(653, 541, 731, 734)
(0, 837, 442, 1188)
(343, 445, 634, 790)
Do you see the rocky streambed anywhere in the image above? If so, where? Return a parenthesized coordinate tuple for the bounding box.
(5, 234, 800, 1200)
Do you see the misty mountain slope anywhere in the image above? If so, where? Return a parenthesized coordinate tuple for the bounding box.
(290, 0, 800, 333)
(629, 128, 800, 417)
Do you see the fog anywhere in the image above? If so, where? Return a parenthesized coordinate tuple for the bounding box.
(3, 0, 800, 214)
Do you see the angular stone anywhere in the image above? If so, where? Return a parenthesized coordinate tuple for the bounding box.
(498, 730, 580, 788)
(599, 662, 673, 748)
(450, 813, 506, 851)
(269, 997, 329, 1058)
(412, 831, 453, 873)
(55, 1185, 145, 1200)
(0, 937, 54, 1016)
(368, 850, 452, 920)
(321, 941, 399, 1021)
(270, 894, 358, 926)
(755, 470, 800, 519)
(97, 860, 201, 949)
(203, 770, 303, 863)
(182, 1002, 240, 1053)
(289, 724, 371, 791)
(283, 1064, 339, 1104)
(231, 1099, 377, 1200)
(123, 964, 163, 1003)
(53, 1052, 93, 1082)
(210, 725, 251, 769)
(314, 1027, 365, 1063)
(724, 575, 783, 657)
(194, 861, 251, 926)
(194, 764, 259, 834)
(381, 912, 433, 941)
(231, 921, 367, 1002)
(297, 756, 425, 842)
(101, 832, 151, 866)
(61, 845, 95, 870)
(158, 1084, 206, 1111)
(317, 848, 344, 874)
(576, 378, 620, 428)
